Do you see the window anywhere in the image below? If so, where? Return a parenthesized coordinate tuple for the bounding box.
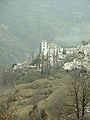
(43, 44, 45, 47)
(43, 43, 45, 47)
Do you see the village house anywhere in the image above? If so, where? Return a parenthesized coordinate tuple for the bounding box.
(66, 48, 77, 55)
(63, 43, 90, 72)
(40, 41, 64, 66)
(48, 43, 58, 66)
(12, 59, 35, 70)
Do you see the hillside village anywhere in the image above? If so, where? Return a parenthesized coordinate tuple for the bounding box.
(1, 41, 89, 120)
(1, 0, 90, 119)
(13, 41, 90, 76)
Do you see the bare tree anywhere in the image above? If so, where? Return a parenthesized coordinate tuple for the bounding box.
(70, 79, 90, 120)
(80, 80, 89, 120)
(70, 81, 80, 120)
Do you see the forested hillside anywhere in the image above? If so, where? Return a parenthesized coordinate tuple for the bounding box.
(0, 0, 90, 65)
(0, 24, 28, 66)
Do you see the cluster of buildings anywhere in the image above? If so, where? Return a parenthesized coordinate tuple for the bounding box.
(12, 41, 64, 72)
(12, 41, 90, 74)
(40, 41, 64, 66)
(63, 44, 90, 73)
(12, 59, 36, 70)
(40, 41, 90, 74)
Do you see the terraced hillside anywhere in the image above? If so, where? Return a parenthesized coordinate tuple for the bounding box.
(0, 71, 90, 120)
(0, 72, 76, 120)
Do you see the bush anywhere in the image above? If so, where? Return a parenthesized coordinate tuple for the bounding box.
(0, 101, 16, 120)
(28, 105, 48, 120)
(16, 70, 44, 84)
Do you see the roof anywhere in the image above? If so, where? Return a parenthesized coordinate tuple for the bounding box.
(48, 43, 57, 49)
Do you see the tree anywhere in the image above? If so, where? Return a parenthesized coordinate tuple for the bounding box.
(0, 101, 16, 120)
(70, 81, 80, 120)
(28, 105, 48, 120)
(82, 40, 88, 46)
(1, 68, 19, 87)
(40, 109, 48, 120)
(70, 79, 90, 120)
(80, 80, 89, 120)
(63, 48, 66, 55)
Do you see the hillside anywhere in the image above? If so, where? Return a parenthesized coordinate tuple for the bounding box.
(0, 0, 90, 65)
(0, 24, 29, 66)
(0, 71, 73, 120)
(0, 71, 90, 120)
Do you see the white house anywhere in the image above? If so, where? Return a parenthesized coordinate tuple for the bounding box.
(48, 43, 58, 66)
(63, 62, 73, 71)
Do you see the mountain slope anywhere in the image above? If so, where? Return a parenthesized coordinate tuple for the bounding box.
(0, 0, 90, 65)
(0, 23, 29, 66)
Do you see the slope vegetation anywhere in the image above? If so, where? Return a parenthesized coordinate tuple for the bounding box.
(0, 23, 29, 66)
(0, 71, 73, 120)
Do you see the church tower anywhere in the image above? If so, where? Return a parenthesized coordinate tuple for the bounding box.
(41, 41, 48, 56)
